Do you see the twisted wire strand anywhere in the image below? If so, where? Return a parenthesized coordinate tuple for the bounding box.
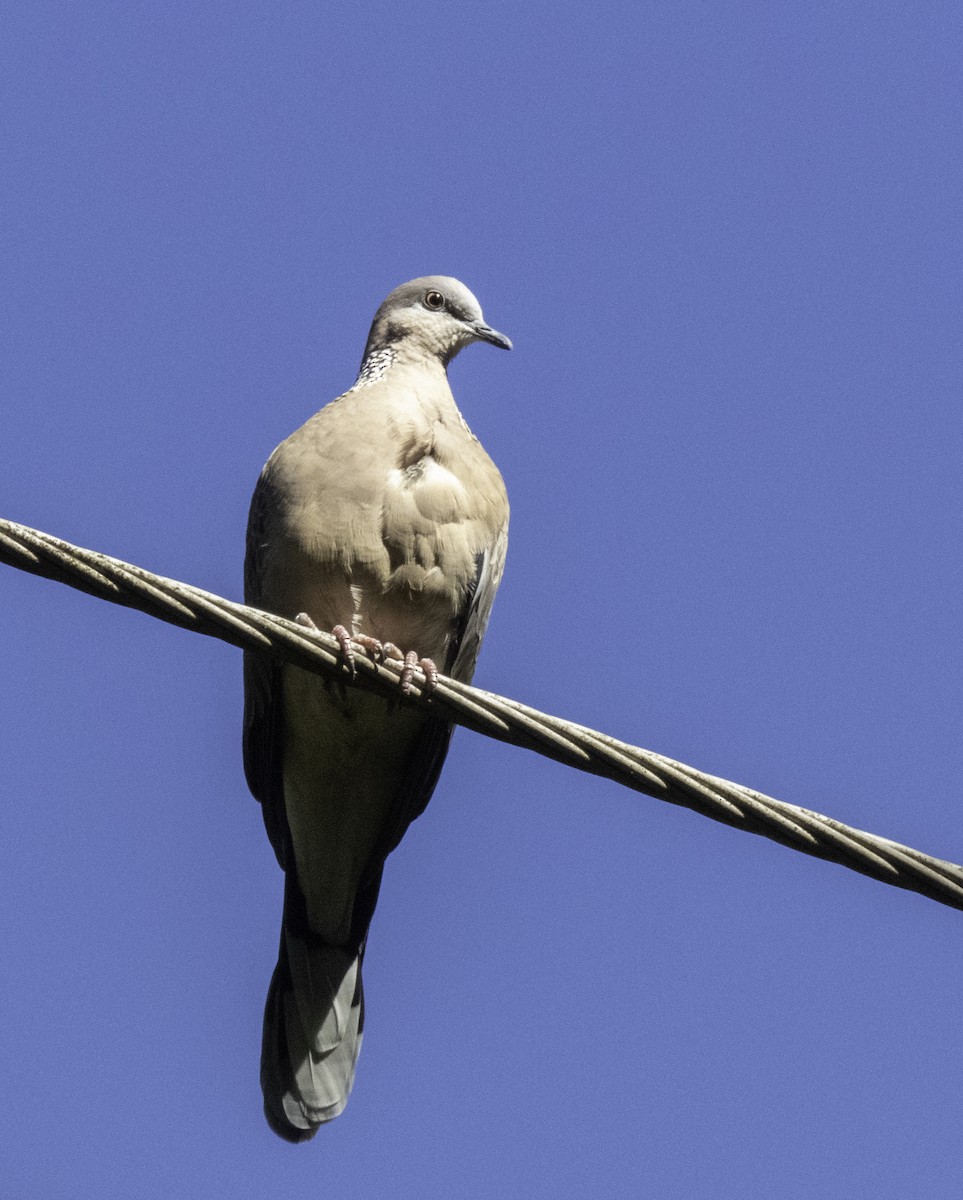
(2, 515, 962, 913)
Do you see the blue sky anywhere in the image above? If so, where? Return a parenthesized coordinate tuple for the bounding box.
(2, 2, 962, 1196)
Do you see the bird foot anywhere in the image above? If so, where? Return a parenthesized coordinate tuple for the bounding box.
(397, 649, 439, 696)
(294, 617, 437, 695)
(352, 637, 438, 696)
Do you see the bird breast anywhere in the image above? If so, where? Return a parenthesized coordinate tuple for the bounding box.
(387, 453, 469, 523)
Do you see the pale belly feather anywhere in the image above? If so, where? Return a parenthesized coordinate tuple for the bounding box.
(279, 455, 473, 945)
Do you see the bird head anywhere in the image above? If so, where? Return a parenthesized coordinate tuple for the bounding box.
(363, 276, 512, 366)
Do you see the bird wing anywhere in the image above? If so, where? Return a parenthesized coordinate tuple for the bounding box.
(243, 465, 291, 868)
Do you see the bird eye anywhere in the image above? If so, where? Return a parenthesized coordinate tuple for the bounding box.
(423, 290, 445, 311)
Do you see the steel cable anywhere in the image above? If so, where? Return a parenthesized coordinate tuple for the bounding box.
(2, 515, 962, 913)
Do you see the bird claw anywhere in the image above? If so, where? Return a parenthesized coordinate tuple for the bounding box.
(330, 624, 357, 676)
(293, 618, 436, 695)
(418, 657, 439, 693)
(399, 650, 419, 694)
(359, 639, 439, 696)
(398, 650, 438, 696)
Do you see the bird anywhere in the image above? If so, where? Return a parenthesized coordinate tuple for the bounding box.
(242, 276, 511, 1142)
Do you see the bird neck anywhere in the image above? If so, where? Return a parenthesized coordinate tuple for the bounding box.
(352, 346, 398, 388)
(351, 343, 450, 390)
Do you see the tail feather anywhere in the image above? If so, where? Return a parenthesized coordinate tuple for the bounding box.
(261, 926, 364, 1142)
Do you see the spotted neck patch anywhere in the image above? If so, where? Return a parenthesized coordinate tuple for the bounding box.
(350, 346, 397, 389)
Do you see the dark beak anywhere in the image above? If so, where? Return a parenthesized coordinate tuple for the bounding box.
(470, 321, 513, 351)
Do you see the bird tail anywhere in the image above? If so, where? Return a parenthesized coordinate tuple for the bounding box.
(260, 899, 365, 1142)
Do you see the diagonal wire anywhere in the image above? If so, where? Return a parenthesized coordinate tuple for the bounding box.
(2, 514, 962, 913)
